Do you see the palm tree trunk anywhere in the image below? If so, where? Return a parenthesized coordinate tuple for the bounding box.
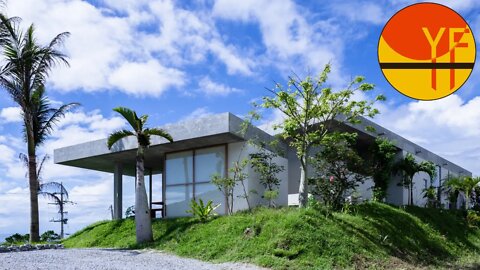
(409, 182, 414, 206)
(298, 155, 308, 208)
(27, 132, 40, 242)
(135, 146, 153, 244)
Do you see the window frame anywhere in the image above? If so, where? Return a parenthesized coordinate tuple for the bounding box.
(163, 144, 228, 216)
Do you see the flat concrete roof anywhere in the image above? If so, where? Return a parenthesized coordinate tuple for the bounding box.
(53, 112, 279, 176)
(54, 112, 472, 177)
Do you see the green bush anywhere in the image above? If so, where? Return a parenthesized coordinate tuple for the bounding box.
(5, 233, 29, 244)
(186, 199, 220, 222)
(40, 230, 60, 242)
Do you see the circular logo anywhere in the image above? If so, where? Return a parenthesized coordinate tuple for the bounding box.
(378, 3, 476, 100)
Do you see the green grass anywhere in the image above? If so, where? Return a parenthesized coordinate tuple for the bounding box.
(63, 202, 480, 269)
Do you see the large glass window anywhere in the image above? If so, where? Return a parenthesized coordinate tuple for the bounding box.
(165, 151, 193, 185)
(165, 146, 226, 217)
(195, 146, 225, 182)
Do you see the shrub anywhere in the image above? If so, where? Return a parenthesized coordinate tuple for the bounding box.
(40, 230, 60, 242)
(186, 199, 220, 222)
(5, 233, 29, 244)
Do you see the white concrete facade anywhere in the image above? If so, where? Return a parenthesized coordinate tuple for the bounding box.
(54, 112, 472, 218)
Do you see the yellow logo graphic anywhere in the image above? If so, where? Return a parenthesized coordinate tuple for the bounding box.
(378, 3, 476, 100)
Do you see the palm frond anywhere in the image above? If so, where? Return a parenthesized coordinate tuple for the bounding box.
(107, 129, 135, 149)
(19, 152, 28, 168)
(36, 101, 80, 145)
(36, 154, 50, 182)
(38, 191, 61, 205)
(39, 181, 68, 200)
(113, 107, 140, 132)
(145, 128, 173, 143)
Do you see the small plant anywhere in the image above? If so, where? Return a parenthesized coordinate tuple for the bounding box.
(466, 210, 480, 228)
(186, 199, 220, 222)
(423, 186, 439, 208)
(125, 205, 135, 218)
(250, 149, 284, 208)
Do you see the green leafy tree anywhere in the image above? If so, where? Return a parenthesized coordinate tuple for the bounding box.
(0, 16, 78, 242)
(367, 138, 398, 201)
(394, 153, 436, 206)
(250, 150, 285, 207)
(309, 133, 367, 210)
(107, 107, 173, 244)
(262, 64, 384, 207)
(444, 176, 480, 210)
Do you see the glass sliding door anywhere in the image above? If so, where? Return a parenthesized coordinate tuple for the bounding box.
(165, 150, 193, 216)
(194, 146, 226, 215)
(165, 145, 226, 217)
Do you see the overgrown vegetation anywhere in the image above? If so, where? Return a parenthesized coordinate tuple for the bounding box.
(367, 138, 398, 202)
(309, 133, 366, 210)
(64, 203, 480, 270)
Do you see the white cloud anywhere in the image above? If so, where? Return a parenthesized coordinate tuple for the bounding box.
(332, 2, 385, 24)
(108, 60, 185, 97)
(198, 77, 242, 97)
(213, 0, 343, 84)
(0, 107, 22, 123)
(6, 0, 253, 97)
(179, 107, 214, 122)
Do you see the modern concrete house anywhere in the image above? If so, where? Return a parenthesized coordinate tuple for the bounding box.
(53, 113, 472, 219)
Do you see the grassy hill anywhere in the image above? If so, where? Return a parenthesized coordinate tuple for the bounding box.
(63, 202, 480, 269)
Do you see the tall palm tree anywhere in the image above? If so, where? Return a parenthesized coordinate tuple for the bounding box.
(107, 107, 173, 244)
(394, 153, 436, 206)
(444, 176, 480, 210)
(0, 15, 77, 242)
(20, 153, 70, 238)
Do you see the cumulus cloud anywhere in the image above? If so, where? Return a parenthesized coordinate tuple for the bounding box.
(213, 0, 344, 84)
(108, 60, 185, 97)
(6, 0, 254, 97)
(0, 107, 22, 123)
(197, 77, 242, 97)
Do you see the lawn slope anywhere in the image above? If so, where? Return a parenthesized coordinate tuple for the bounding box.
(63, 203, 480, 269)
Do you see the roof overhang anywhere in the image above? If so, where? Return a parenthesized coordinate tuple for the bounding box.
(53, 113, 258, 176)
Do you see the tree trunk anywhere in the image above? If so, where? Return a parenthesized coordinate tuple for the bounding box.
(27, 129, 39, 243)
(298, 156, 308, 208)
(135, 146, 153, 244)
(465, 192, 470, 210)
(409, 182, 414, 206)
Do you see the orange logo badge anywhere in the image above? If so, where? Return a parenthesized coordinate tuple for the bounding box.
(378, 3, 476, 100)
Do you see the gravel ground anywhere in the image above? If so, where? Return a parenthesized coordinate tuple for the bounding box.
(0, 248, 268, 270)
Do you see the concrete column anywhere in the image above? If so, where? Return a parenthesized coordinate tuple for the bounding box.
(113, 163, 123, 220)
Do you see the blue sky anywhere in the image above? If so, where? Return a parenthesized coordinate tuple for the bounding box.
(1, 0, 480, 235)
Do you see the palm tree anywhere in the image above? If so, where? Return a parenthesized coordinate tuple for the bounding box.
(20, 154, 70, 238)
(444, 176, 480, 210)
(107, 107, 173, 244)
(0, 15, 77, 242)
(394, 153, 436, 206)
